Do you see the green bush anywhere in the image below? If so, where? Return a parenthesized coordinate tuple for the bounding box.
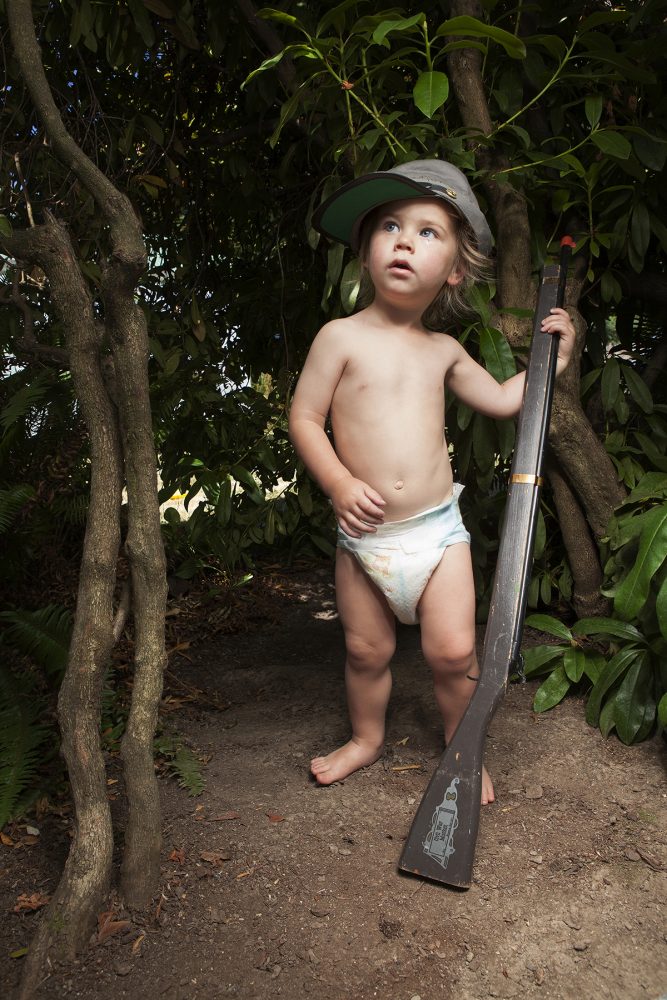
(523, 472, 667, 743)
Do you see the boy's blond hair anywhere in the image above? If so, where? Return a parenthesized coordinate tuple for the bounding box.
(356, 204, 493, 329)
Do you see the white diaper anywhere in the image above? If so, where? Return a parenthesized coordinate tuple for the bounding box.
(337, 485, 470, 625)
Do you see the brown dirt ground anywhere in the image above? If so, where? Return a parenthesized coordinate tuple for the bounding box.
(2, 565, 666, 1000)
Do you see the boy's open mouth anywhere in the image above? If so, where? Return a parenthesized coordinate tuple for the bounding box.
(389, 259, 413, 272)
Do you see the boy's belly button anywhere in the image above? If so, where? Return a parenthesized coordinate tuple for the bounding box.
(394, 480, 404, 490)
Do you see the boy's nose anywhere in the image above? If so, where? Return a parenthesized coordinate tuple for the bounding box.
(395, 232, 413, 250)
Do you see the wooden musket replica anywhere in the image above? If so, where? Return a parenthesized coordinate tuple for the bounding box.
(399, 237, 576, 888)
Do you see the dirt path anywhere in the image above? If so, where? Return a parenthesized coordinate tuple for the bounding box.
(3, 567, 666, 999)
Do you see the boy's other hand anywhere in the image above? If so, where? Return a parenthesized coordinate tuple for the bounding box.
(330, 475, 386, 538)
(541, 307, 577, 375)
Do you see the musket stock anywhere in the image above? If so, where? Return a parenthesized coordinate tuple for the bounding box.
(398, 238, 575, 888)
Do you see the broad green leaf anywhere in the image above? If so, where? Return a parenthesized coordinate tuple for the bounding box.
(591, 130, 632, 159)
(522, 644, 562, 678)
(373, 13, 425, 45)
(658, 691, 667, 728)
(582, 653, 605, 685)
(599, 696, 617, 737)
(563, 647, 586, 683)
(327, 243, 345, 288)
(630, 202, 651, 260)
(625, 472, 667, 504)
(258, 8, 303, 29)
(614, 656, 655, 744)
(533, 665, 570, 712)
(525, 614, 572, 642)
(479, 327, 516, 382)
(340, 258, 361, 314)
(656, 574, 667, 641)
(585, 95, 603, 128)
(0, 216, 11, 237)
(472, 414, 495, 473)
(622, 365, 653, 414)
(413, 71, 449, 119)
(585, 647, 637, 726)
(533, 509, 546, 559)
(435, 16, 526, 59)
(573, 617, 644, 643)
(601, 357, 620, 412)
(614, 504, 667, 620)
(634, 433, 667, 473)
(242, 49, 287, 88)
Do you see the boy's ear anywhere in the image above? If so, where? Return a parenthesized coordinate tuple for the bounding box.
(446, 264, 465, 287)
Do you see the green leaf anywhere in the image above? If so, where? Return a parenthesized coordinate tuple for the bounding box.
(585, 647, 637, 727)
(614, 655, 655, 745)
(599, 695, 616, 737)
(340, 258, 361, 314)
(525, 614, 572, 642)
(372, 13, 425, 45)
(622, 365, 653, 414)
(522, 644, 562, 677)
(601, 357, 620, 412)
(656, 575, 667, 641)
(630, 202, 651, 260)
(625, 472, 667, 504)
(479, 327, 516, 382)
(572, 617, 644, 643)
(258, 8, 302, 29)
(533, 665, 570, 712)
(585, 95, 603, 129)
(413, 71, 449, 119)
(0, 216, 12, 237)
(563, 647, 586, 683)
(591, 130, 632, 160)
(435, 16, 526, 59)
(614, 505, 667, 620)
(658, 691, 667, 728)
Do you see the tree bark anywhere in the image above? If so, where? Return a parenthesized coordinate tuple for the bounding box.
(1, 218, 122, 997)
(5, 0, 168, 980)
(546, 459, 609, 618)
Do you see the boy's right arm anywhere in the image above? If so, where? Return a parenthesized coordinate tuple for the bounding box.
(288, 323, 385, 537)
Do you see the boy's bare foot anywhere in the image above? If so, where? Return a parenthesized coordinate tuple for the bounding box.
(310, 738, 383, 785)
(482, 764, 495, 805)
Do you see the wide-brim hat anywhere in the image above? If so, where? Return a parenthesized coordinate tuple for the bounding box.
(313, 159, 493, 256)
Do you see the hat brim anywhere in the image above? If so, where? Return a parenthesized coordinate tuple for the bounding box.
(313, 173, 473, 252)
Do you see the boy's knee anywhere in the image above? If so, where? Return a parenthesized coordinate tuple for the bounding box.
(345, 633, 395, 671)
(423, 638, 475, 676)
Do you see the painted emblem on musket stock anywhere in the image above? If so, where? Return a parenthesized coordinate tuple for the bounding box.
(423, 776, 459, 868)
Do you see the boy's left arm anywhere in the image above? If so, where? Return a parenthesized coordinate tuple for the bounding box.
(448, 307, 576, 419)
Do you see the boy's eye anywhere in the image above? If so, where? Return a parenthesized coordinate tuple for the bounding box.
(381, 220, 399, 232)
(420, 227, 437, 239)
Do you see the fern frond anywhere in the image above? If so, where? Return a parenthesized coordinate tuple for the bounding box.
(0, 372, 52, 432)
(155, 731, 205, 796)
(0, 604, 72, 679)
(0, 485, 35, 534)
(0, 667, 52, 828)
(50, 493, 89, 526)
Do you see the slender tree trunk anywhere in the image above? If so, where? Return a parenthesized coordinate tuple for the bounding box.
(5, 0, 168, 980)
(1, 219, 123, 998)
(104, 267, 168, 906)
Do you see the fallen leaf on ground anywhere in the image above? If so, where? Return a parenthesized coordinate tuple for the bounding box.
(1, 832, 15, 846)
(169, 847, 186, 864)
(97, 911, 131, 943)
(266, 813, 285, 823)
(13, 892, 50, 912)
(131, 933, 146, 954)
(210, 811, 240, 821)
(200, 850, 230, 865)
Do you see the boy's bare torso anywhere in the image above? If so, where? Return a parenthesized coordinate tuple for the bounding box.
(329, 310, 459, 522)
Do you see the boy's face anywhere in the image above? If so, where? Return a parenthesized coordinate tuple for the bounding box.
(363, 198, 464, 307)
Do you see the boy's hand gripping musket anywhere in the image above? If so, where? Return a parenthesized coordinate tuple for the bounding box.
(398, 237, 576, 889)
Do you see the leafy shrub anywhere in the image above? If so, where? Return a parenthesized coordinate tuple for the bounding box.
(523, 472, 667, 743)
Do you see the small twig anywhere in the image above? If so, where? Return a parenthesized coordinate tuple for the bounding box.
(13, 151, 36, 227)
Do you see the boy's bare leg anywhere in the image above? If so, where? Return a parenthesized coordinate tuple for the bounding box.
(417, 542, 495, 805)
(311, 549, 396, 785)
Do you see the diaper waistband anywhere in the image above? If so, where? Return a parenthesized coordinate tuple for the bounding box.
(347, 483, 464, 540)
